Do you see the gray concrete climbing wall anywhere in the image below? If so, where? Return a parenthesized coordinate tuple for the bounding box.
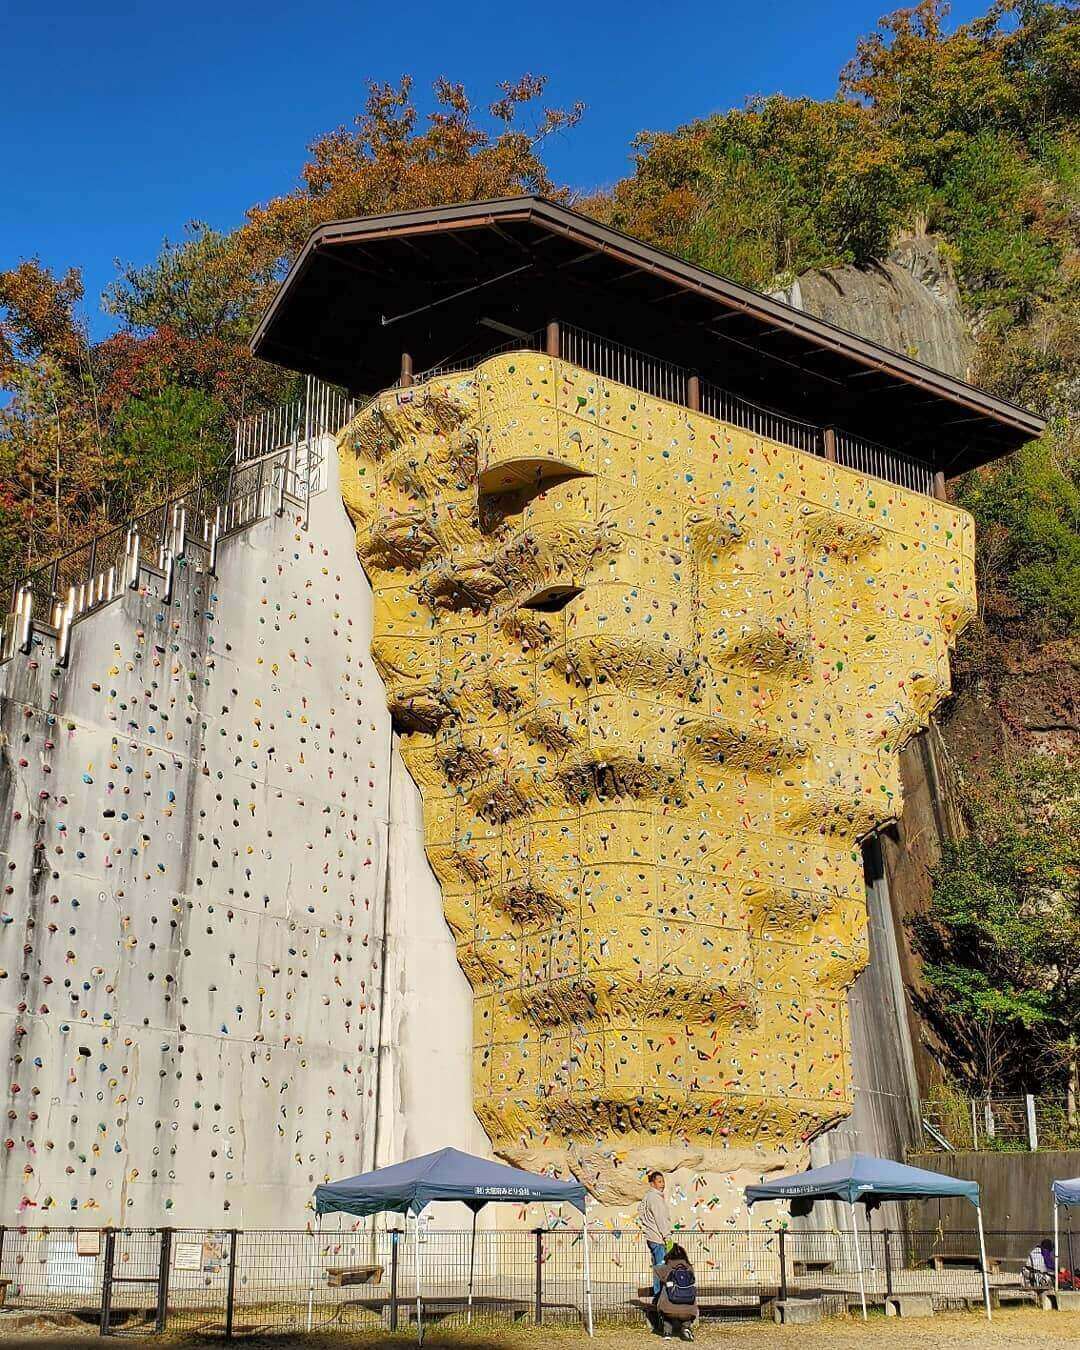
(0, 446, 481, 1227)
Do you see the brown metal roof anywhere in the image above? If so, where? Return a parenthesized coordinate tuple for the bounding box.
(250, 196, 1045, 472)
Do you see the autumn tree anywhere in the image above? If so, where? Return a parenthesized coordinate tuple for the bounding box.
(1, 73, 582, 594)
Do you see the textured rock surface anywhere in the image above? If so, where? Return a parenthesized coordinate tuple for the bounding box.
(338, 350, 976, 1199)
(773, 237, 974, 381)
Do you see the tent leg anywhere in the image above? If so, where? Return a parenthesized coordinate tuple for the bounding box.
(306, 1213, 320, 1331)
(1055, 1201, 1060, 1294)
(850, 1202, 867, 1320)
(467, 1209, 476, 1326)
(976, 1208, 992, 1322)
(582, 1211, 594, 1337)
(412, 1213, 424, 1346)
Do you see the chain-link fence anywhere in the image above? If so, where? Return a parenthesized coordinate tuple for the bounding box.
(0, 1223, 1072, 1336)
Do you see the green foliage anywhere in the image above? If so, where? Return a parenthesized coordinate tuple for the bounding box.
(956, 436, 1080, 634)
(602, 96, 912, 289)
(104, 223, 269, 343)
(912, 755, 1080, 1092)
(109, 384, 225, 500)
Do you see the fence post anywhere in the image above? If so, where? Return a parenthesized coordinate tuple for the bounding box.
(155, 1228, 172, 1333)
(1026, 1094, 1038, 1151)
(884, 1228, 894, 1296)
(225, 1229, 239, 1339)
(389, 1230, 399, 1332)
(533, 1228, 544, 1325)
(778, 1227, 788, 1302)
(99, 1227, 116, 1336)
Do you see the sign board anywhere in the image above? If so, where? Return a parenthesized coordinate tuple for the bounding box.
(173, 1240, 202, 1272)
(76, 1231, 100, 1257)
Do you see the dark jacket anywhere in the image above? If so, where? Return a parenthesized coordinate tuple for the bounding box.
(653, 1258, 697, 1321)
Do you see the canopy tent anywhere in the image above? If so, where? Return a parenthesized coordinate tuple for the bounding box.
(1052, 1177, 1080, 1293)
(1053, 1178, 1080, 1207)
(312, 1148, 592, 1340)
(745, 1154, 990, 1321)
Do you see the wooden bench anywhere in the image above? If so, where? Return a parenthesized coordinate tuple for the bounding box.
(350, 1294, 531, 1325)
(325, 1264, 383, 1288)
(634, 1287, 776, 1320)
(927, 1253, 1001, 1274)
(793, 1259, 836, 1277)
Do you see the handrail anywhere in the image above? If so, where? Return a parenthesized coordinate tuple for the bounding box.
(3, 375, 356, 664)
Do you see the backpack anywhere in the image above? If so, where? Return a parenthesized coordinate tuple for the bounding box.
(665, 1264, 696, 1305)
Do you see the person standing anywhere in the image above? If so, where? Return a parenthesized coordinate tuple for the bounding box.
(639, 1170, 671, 1296)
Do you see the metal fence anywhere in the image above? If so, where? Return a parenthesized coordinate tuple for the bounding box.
(0, 1224, 1070, 1336)
(559, 324, 689, 406)
(700, 378, 822, 456)
(1, 372, 357, 666)
(232, 378, 358, 465)
(835, 428, 934, 496)
(922, 1094, 1080, 1152)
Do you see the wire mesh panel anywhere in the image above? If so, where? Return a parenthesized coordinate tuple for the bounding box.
(0, 1226, 106, 1319)
(0, 1224, 1062, 1331)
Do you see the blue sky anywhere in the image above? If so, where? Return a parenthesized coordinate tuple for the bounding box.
(4, 0, 989, 340)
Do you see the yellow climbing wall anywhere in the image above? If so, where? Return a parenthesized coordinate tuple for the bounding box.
(338, 351, 975, 1177)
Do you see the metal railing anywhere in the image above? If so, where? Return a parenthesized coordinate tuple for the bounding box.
(2, 377, 353, 666)
(836, 428, 934, 496)
(558, 324, 688, 406)
(700, 378, 822, 456)
(0, 1224, 1069, 1335)
(449, 321, 936, 497)
(922, 1094, 1080, 1153)
(232, 378, 357, 465)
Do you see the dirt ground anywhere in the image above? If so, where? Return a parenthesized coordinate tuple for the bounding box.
(1, 1310, 1079, 1350)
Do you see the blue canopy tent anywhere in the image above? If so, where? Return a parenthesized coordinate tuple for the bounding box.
(1052, 1177, 1080, 1293)
(745, 1154, 990, 1320)
(312, 1148, 592, 1339)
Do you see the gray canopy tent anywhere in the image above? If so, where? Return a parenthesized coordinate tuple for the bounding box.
(745, 1153, 991, 1320)
(1053, 1177, 1080, 1292)
(312, 1148, 592, 1339)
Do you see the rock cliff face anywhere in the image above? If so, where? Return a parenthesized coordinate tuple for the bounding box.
(773, 236, 975, 383)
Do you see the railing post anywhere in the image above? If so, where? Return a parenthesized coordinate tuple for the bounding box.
(686, 373, 701, 413)
(533, 1228, 543, 1325)
(823, 426, 837, 463)
(778, 1227, 788, 1302)
(933, 470, 949, 502)
(99, 1227, 116, 1336)
(884, 1227, 894, 1297)
(1026, 1093, 1039, 1151)
(389, 1229, 399, 1332)
(399, 353, 414, 388)
(155, 1228, 172, 1333)
(225, 1229, 239, 1339)
(87, 536, 98, 590)
(545, 321, 560, 360)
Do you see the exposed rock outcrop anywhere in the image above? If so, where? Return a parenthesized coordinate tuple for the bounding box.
(773, 236, 974, 381)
